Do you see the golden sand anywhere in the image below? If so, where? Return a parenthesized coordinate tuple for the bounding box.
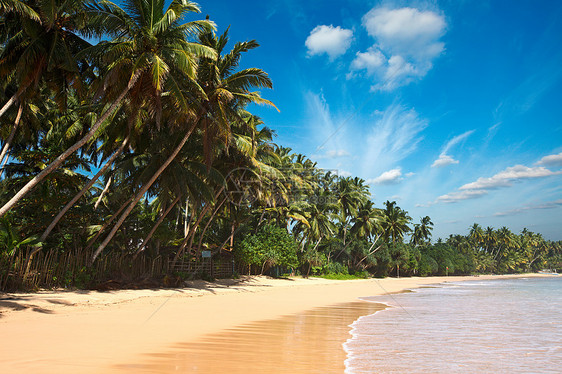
(0, 274, 552, 373)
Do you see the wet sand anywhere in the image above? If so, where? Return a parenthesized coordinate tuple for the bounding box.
(115, 301, 386, 373)
(0, 274, 552, 373)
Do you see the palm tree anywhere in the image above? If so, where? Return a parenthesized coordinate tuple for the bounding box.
(483, 226, 497, 254)
(92, 25, 276, 262)
(469, 223, 484, 248)
(351, 200, 385, 266)
(334, 176, 368, 245)
(381, 200, 411, 244)
(0, 0, 77, 118)
(0, 0, 215, 218)
(411, 216, 433, 246)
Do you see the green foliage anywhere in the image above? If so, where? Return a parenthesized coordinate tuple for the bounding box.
(322, 261, 349, 275)
(318, 272, 368, 280)
(235, 225, 299, 273)
(418, 254, 438, 276)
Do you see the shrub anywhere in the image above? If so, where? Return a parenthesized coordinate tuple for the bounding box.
(235, 225, 299, 274)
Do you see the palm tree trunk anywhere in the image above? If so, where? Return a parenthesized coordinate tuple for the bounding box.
(0, 104, 23, 178)
(173, 201, 215, 266)
(356, 234, 383, 267)
(92, 120, 198, 263)
(184, 199, 189, 237)
(0, 72, 141, 218)
(197, 197, 227, 253)
(0, 91, 20, 119)
(255, 207, 267, 234)
(174, 186, 226, 264)
(84, 197, 134, 252)
(312, 236, 323, 252)
(38, 136, 130, 243)
(133, 195, 181, 259)
(94, 176, 113, 210)
(229, 222, 236, 249)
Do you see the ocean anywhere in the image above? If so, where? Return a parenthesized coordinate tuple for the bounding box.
(344, 277, 562, 373)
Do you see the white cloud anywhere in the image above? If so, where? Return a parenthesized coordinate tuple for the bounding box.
(494, 199, 562, 217)
(368, 168, 403, 185)
(436, 189, 488, 203)
(350, 47, 385, 75)
(459, 165, 562, 190)
(431, 130, 474, 168)
(432, 154, 458, 168)
(351, 6, 446, 90)
(338, 170, 352, 177)
(432, 164, 562, 205)
(363, 7, 446, 59)
(536, 152, 562, 167)
(313, 149, 351, 160)
(305, 25, 353, 59)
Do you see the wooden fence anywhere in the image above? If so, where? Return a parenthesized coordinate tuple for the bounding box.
(0, 248, 233, 291)
(170, 257, 234, 279)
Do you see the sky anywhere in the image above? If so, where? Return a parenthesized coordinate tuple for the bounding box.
(195, 0, 562, 241)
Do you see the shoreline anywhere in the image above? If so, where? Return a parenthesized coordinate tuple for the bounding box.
(0, 273, 554, 373)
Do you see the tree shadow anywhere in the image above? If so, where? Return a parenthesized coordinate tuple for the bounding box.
(0, 298, 54, 318)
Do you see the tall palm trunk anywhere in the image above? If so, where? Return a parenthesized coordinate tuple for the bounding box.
(173, 203, 212, 265)
(92, 120, 198, 263)
(0, 90, 22, 119)
(356, 234, 383, 267)
(172, 186, 226, 266)
(38, 136, 130, 243)
(133, 195, 181, 259)
(197, 196, 227, 252)
(184, 199, 189, 236)
(94, 176, 113, 210)
(84, 197, 134, 252)
(0, 104, 23, 177)
(0, 72, 141, 218)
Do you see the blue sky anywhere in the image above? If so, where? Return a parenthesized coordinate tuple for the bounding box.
(197, 0, 562, 241)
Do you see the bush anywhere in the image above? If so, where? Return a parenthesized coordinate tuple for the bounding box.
(419, 254, 438, 276)
(235, 225, 299, 274)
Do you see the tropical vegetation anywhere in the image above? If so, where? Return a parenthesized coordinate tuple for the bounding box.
(1, 0, 560, 291)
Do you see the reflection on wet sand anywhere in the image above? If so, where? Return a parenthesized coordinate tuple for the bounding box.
(115, 301, 386, 373)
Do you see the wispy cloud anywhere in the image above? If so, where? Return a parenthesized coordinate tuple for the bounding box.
(494, 199, 562, 217)
(368, 168, 403, 185)
(362, 104, 428, 176)
(351, 6, 447, 90)
(312, 149, 351, 160)
(431, 130, 474, 168)
(536, 152, 562, 167)
(436, 189, 488, 203)
(459, 165, 561, 190)
(432, 164, 562, 205)
(305, 25, 353, 59)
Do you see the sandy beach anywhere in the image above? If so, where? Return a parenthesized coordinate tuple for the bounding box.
(0, 274, 552, 373)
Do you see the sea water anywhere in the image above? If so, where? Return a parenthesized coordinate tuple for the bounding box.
(344, 277, 562, 373)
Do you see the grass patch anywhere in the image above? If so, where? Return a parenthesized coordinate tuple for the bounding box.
(316, 273, 369, 280)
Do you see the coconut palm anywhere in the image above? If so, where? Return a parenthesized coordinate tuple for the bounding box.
(93, 25, 276, 261)
(411, 216, 433, 246)
(469, 223, 484, 248)
(381, 200, 411, 244)
(0, 0, 84, 118)
(0, 0, 215, 218)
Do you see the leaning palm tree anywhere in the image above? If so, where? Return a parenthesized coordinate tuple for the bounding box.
(92, 25, 277, 262)
(0, 0, 215, 218)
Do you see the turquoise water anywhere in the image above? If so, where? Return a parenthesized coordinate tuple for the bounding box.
(345, 277, 562, 373)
